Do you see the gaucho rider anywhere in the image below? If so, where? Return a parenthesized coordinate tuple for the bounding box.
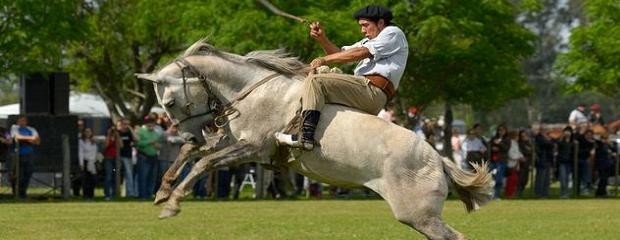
(275, 5, 409, 150)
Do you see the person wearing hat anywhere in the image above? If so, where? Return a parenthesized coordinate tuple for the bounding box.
(588, 103, 604, 125)
(276, 4, 409, 150)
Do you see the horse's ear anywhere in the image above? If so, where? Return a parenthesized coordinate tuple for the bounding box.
(135, 73, 160, 83)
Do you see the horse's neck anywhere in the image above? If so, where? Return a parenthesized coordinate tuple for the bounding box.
(207, 61, 279, 103)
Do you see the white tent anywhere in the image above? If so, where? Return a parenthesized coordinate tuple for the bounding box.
(0, 92, 163, 118)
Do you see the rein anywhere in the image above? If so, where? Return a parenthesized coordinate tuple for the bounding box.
(173, 58, 280, 128)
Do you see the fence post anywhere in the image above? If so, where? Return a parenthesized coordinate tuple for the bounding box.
(62, 134, 70, 199)
(614, 144, 620, 197)
(530, 140, 536, 196)
(13, 136, 20, 199)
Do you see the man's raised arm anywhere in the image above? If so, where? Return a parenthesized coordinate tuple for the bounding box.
(310, 22, 341, 55)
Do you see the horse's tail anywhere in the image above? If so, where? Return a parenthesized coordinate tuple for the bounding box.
(441, 157, 493, 212)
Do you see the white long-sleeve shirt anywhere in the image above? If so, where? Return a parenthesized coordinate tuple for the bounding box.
(342, 26, 409, 88)
(79, 139, 98, 174)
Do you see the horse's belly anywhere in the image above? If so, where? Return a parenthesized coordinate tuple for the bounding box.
(292, 105, 421, 187)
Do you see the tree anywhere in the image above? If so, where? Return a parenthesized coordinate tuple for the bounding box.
(556, 0, 620, 96)
(67, 0, 363, 122)
(0, 0, 85, 76)
(391, 1, 536, 157)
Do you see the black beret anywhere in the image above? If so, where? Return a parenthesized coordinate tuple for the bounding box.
(353, 5, 393, 22)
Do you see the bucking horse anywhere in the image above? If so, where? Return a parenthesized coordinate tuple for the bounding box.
(136, 39, 493, 240)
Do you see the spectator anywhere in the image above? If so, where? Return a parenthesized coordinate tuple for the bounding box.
(505, 131, 523, 198)
(230, 164, 250, 200)
(588, 103, 604, 125)
(148, 112, 165, 134)
(534, 127, 554, 198)
(462, 128, 486, 171)
(575, 129, 595, 195)
(0, 127, 11, 187)
(157, 113, 172, 131)
(594, 134, 615, 197)
(103, 126, 122, 200)
(155, 125, 184, 193)
(556, 126, 576, 199)
(451, 128, 463, 165)
(136, 117, 162, 199)
(378, 103, 396, 123)
(116, 118, 137, 198)
(216, 168, 232, 199)
(517, 130, 533, 197)
(79, 128, 98, 199)
(77, 119, 85, 137)
(490, 124, 510, 199)
(568, 104, 588, 130)
(0, 127, 11, 166)
(10, 116, 40, 199)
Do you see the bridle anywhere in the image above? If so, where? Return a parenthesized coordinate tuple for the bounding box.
(171, 58, 280, 128)
(173, 58, 220, 126)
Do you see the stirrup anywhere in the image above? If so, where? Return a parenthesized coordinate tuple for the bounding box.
(274, 132, 314, 151)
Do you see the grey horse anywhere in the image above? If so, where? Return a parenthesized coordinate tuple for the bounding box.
(136, 39, 493, 240)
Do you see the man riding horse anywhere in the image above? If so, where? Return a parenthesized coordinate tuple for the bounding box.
(275, 5, 409, 150)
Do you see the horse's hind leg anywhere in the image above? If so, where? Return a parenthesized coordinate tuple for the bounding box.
(382, 177, 465, 240)
(159, 141, 258, 219)
(154, 143, 201, 205)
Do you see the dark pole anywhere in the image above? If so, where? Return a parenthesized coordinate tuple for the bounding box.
(13, 136, 20, 199)
(614, 144, 620, 197)
(530, 140, 536, 196)
(62, 134, 70, 199)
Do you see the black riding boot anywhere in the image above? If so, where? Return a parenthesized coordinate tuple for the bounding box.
(300, 110, 321, 148)
(275, 110, 321, 151)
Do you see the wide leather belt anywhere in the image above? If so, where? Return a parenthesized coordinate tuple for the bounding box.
(365, 74, 396, 99)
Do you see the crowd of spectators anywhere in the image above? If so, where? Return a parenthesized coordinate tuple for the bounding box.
(378, 103, 619, 199)
(448, 104, 618, 199)
(2, 102, 617, 200)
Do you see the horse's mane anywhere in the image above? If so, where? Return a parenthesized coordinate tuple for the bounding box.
(181, 38, 310, 77)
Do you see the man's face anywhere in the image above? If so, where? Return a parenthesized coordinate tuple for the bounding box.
(585, 131, 593, 140)
(358, 18, 385, 39)
(17, 117, 27, 127)
(578, 106, 585, 112)
(118, 120, 130, 130)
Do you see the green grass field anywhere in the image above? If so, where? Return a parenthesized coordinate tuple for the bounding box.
(0, 198, 619, 240)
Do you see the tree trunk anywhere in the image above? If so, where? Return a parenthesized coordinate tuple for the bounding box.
(443, 102, 454, 159)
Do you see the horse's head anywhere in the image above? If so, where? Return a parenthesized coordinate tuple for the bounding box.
(136, 62, 215, 144)
(135, 38, 309, 143)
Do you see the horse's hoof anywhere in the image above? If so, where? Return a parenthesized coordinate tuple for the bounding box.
(158, 207, 181, 219)
(153, 190, 171, 205)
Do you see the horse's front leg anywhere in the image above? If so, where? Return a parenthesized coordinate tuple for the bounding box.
(154, 142, 201, 205)
(159, 140, 259, 219)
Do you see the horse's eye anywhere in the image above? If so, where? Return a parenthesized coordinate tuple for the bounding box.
(164, 99, 175, 108)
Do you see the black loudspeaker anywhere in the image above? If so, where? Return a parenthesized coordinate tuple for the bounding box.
(7, 115, 79, 173)
(20, 73, 51, 114)
(49, 72, 70, 115)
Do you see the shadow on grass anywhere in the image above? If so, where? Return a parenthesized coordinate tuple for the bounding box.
(1, 184, 618, 204)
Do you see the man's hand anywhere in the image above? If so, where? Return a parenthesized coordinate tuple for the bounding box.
(309, 22, 325, 40)
(310, 57, 326, 69)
